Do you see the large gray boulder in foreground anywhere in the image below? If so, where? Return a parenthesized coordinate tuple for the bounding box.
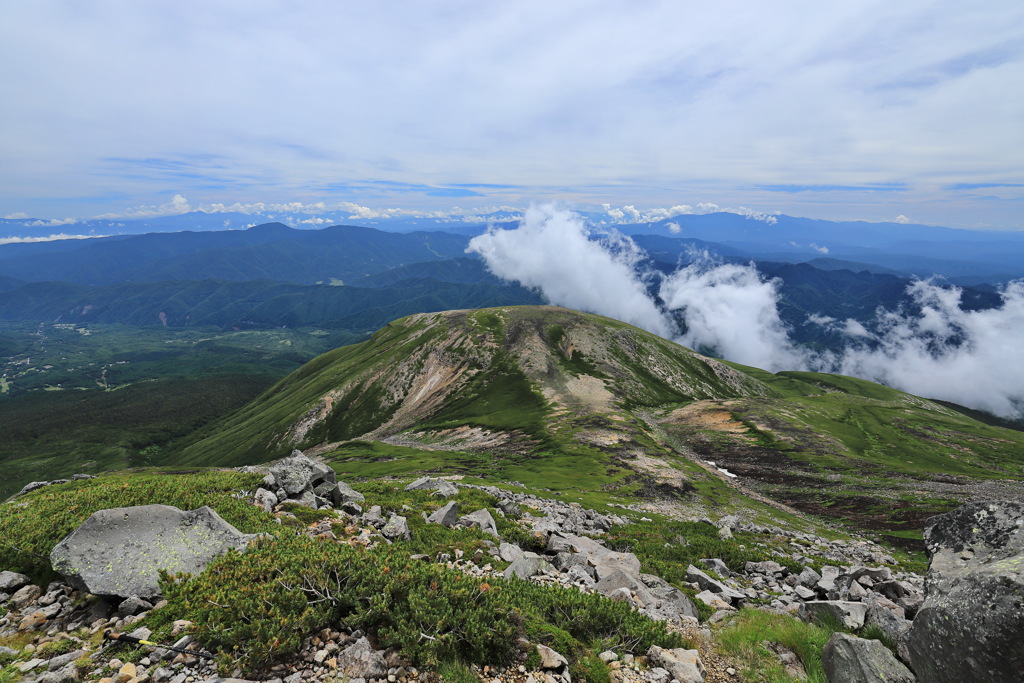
(822, 632, 915, 683)
(50, 505, 258, 598)
(907, 500, 1024, 682)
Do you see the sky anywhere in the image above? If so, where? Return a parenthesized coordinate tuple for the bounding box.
(2, 1, 1023, 229)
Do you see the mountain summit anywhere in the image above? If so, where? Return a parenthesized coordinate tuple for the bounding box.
(180, 305, 1024, 542)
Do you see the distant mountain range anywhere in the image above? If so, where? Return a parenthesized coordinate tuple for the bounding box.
(5, 209, 1024, 284)
(0, 220, 1009, 348)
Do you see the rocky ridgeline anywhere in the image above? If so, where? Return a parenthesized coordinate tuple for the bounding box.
(2, 452, 1022, 682)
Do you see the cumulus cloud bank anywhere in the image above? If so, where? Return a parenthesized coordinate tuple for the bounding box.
(831, 280, 1024, 417)
(470, 206, 1024, 418)
(467, 205, 673, 337)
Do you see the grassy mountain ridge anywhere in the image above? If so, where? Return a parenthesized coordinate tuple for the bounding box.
(174, 306, 1024, 540)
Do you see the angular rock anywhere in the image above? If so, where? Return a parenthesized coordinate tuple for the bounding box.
(269, 452, 320, 495)
(797, 566, 822, 588)
(116, 596, 154, 617)
(16, 481, 50, 497)
(0, 570, 31, 592)
(291, 489, 318, 509)
(647, 645, 706, 683)
(907, 501, 1024, 682)
(822, 632, 915, 683)
(694, 590, 733, 612)
(498, 542, 525, 562)
(536, 644, 568, 671)
(817, 565, 841, 595)
(458, 508, 499, 536)
(10, 583, 42, 609)
(313, 482, 341, 507)
(503, 556, 553, 580)
(50, 504, 258, 598)
(566, 564, 596, 587)
(745, 560, 786, 576)
(864, 596, 911, 663)
(642, 583, 699, 621)
(699, 558, 732, 578)
(794, 585, 816, 600)
(335, 481, 365, 505)
(405, 477, 459, 497)
(426, 501, 459, 527)
(381, 514, 411, 541)
(336, 637, 387, 679)
(595, 569, 655, 607)
(799, 601, 867, 630)
(253, 488, 278, 513)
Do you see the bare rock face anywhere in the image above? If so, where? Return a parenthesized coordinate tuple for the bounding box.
(50, 504, 258, 598)
(907, 501, 1024, 682)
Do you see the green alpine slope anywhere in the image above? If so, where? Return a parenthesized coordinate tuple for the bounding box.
(175, 305, 1024, 541)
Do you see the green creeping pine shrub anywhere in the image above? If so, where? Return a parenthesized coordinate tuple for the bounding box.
(154, 533, 684, 676)
(0, 471, 277, 582)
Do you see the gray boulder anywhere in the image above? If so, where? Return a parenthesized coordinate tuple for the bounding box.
(336, 636, 387, 679)
(426, 501, 459, 527)
(269, 451, 321, 495)
(16, 481, 51, 497)
(799, 601, 867, 630)
(646, 645, 706, 683)
(0, 571, 30, 592)
(503, 555, 552, 580)
(404, 477, 459, 497)
(797, 566, 822, 588)
(458, 508, 499, 536)
(50, 504, 258, 598)
(381, 514, 411, 541)
(335, 481, 365, 505)
(907, 501, 1024, 682)
(253, 488, 278, 512)
(822, 632, 915, 683)
(863, 596, 911, 663)
(595, 569, 656, 607)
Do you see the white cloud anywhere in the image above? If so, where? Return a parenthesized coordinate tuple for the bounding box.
(810, 243, 829, 254)
(26, 217, 79, 227)
(467, 204, 674, 337)
(0, 233, 104, 245)
(469, 206, 1024, 417)
(666, 222, 681, 234)
(96, 194, 192, 219)
(660, 256, 809, 372)
(3, 212, 29, 219)
(895, 214, 910, 224)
